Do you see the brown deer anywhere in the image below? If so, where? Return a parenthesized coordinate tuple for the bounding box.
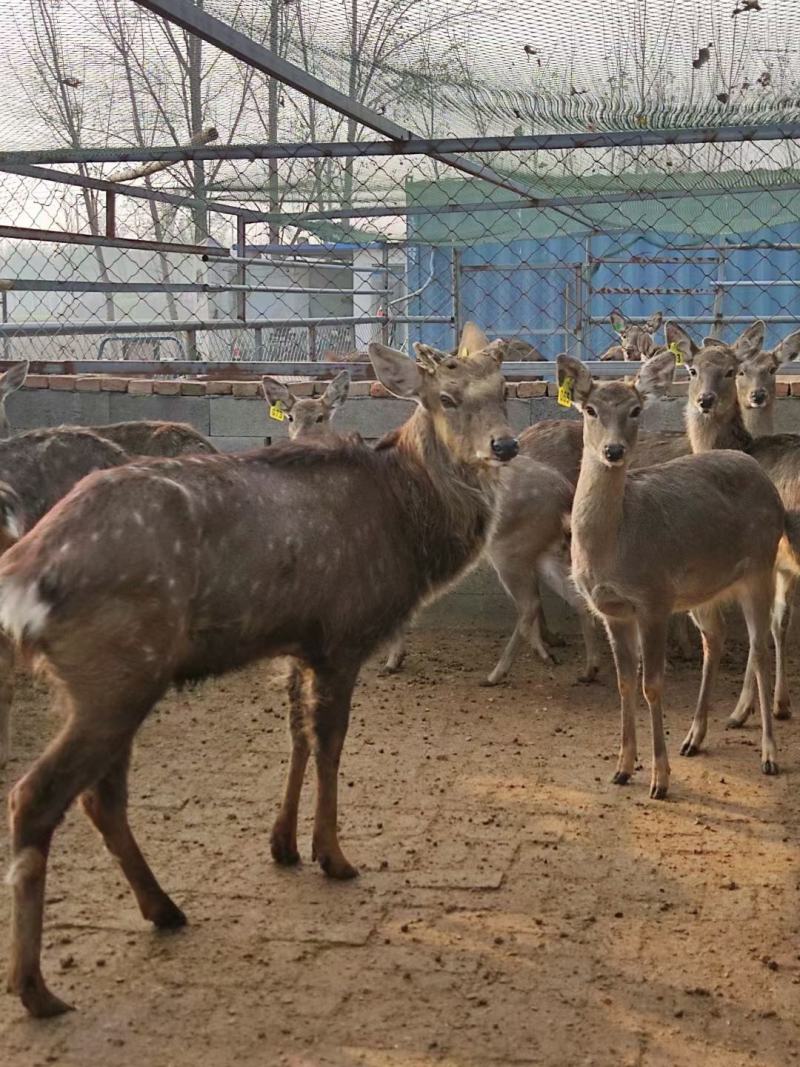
(261, 371, 350, 441)
(92, 420, 217, 456)
(600, 310, 664, 361)
(559, 348, 792, 799)
(0, 428, 129, 767)
(0, 339, 518, 1017)
(735, 327, 800, 437)
(0, 362, 28, 438)
(669, 319, 800, 724)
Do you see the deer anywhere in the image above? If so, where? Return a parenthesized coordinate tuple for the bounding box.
(735, 327, 800, 437)
(0, 339, 519, 1017)
(559, 348, 794, 801)
(600, 310, 664, 361)
(91, 420, 217, 456)
(0, 428, 129, 768)
(0, 362, 29, 439)
(668, 319, 800, 724)
(261, 371, 350, 441)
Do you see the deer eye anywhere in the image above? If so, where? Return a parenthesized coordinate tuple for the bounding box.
(688, 367, 697, 378)
(584, 404, 598, 418)
(439, 393, 458, 409)
(630, 406, 641, 419)
(315, 414, 325, 423)
(725, 369, 735, 378)
(769, 366, 776, 374)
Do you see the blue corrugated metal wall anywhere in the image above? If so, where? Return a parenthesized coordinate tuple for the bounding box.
(407, 222, 800, 357)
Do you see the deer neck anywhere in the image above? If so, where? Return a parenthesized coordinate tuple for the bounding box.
(685, 400, 753, 454)
(741, 404, 774, 439)
(391, 408, 498, 588)
(571, 446, 627, 580)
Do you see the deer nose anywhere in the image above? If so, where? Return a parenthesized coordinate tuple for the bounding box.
(750, 389, 767, 406)
(603, 443, 626, 464)
(491, 436, 519, 462)
(697, 392, 716, 412)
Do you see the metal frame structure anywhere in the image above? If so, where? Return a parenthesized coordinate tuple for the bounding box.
(1, 1, 800, 376)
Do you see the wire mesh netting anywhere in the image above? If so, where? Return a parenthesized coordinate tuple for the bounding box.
(0, 1, 799, 364)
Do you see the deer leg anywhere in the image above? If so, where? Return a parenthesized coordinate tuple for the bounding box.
(728, 657, 756, 728)
(0, 630, 14, 770)
(271, 664, 310, 866)
(681, 604, 726, 756)
(740, 576, 779, 775)
(576, 605, 601, 684)
(309, 663, 359, 880)
(638, 616, 671, 799)
(81, 745, 185, 928)
(770, 569, 795, 720)
(7, 717, 135, 1017)
(670, 613, 695, 661)
(604, 619, 639, 785)
(381, 629, 408, 674)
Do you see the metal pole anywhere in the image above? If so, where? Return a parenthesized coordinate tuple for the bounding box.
(711, 250, 726, 339)
(451, 247, 462, 349)
(308, 324, 317, 361)
(105, 192, 116, 238)
(380, 243, 390, 346)
(186, 328, 198, 360)
(254, 326, 264, 361)
(235, 217, 247, 322)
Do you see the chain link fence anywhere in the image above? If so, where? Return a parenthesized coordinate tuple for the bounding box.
(1, 1, 799, 369)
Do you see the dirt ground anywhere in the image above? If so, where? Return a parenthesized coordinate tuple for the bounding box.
(0, 627, 798, 1067)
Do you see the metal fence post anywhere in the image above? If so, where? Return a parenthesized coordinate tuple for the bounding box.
(380, 242, 390, 345)
(308, 324, 317, 361)
(451, 246, 462, 348)
(235, 216, 247, 322)
(186, 327, 198, 360)
(254, 325, 264, 361)
(711, 248, 726, 339)
(105, 192, 116, 238)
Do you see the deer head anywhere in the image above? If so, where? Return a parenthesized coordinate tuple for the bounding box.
(0, 362, 28, 439)
(261, 371, 350, 441)
(736, 327, 800, 412)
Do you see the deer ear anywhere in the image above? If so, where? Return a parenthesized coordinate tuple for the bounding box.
(731, 320, 765, 361)
(772, 328, 800, 365)
(609, 309, 626, 334)
(0, 361, 28, 397)
(369, 343, 424, 398)
(321, 370, 350, 410)
(598, 344, 625, 361)
(635, 349, 675, 403)
(457, 321, 489, 358)
(556, 353, 592, 407)
(664, 321, 698, 365)
(644, 311, 663, 333)
(261, 376, 295, 412)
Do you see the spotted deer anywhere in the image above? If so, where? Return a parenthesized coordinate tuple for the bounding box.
(735, 327, 800, 437)
(600, 310, 664, 361)
(261, 371, 350, 441)
(92, 419, 217, 456)
(560, 348, 794, 799)
(669, 319, 800, 724)
(0, 339, 518, 1017)
(0, 362, 29, 438)
(0, 428, 129, 767)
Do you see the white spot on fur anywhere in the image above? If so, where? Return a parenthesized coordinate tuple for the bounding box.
(59, 541, 71, 554)
(0, 578, 50, 642)
(3, 513, 21, 541)
(91, 531, 100, 543)
(133, 512, 144, 527)
(5, 847, 43, 886)
(173, 540, 182, 554)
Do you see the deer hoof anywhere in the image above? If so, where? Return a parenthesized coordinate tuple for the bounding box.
(611, 770, 631, 785)
(14, 973, 74, 1018)
(480, 675, 503, 688)
(148, 895, 187, 929)
(649, 782, 669, 800)
(726, 710, 751, 729)
(679, 739, 699, 757)
(773, 705, 791, 721)
(270, 825, 301, 866)
(319, 855, 359, 880)
(576, 668, 599, 685)
(761, 759, 779, 776)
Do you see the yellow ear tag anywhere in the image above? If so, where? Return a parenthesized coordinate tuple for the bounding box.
(668, 341, 684, 366)
(557, 376, 574, 408)
(269, 404, 287, 422)
(458, 346, 468, 358)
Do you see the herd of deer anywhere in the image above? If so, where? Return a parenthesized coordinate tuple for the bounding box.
(0, 308, 799, 1019)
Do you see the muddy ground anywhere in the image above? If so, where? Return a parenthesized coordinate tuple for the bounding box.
(0, 628, 798, 1067)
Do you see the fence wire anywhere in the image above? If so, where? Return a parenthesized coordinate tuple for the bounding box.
(1, 1, 800, 366)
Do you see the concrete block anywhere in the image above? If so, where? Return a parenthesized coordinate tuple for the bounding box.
(99, 375, 129, 392)
(335, 397, 412, 438)
(370, 382, 392, 398)
(506, 398, 532, 432)
(516, 381, 547, 398)
(205, 381, 234, 395)
(210, 436, 264, 453)
(791, 382, 800, 398)
(153, 380, 181, 396)
(348, 381, 372, 397)
(289, 381, 315, 397)
(75, 376, 102, 392)
(232, 382, 260, 397)
(128, 380, 154, 396)
(23, 374, 49, 389)
(211, 396, 276, 437)
(776, 381, 789, 397)
(6, 388, 111, 431)
(180, 381, 207, 396)
(49, 375, 76, 391)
